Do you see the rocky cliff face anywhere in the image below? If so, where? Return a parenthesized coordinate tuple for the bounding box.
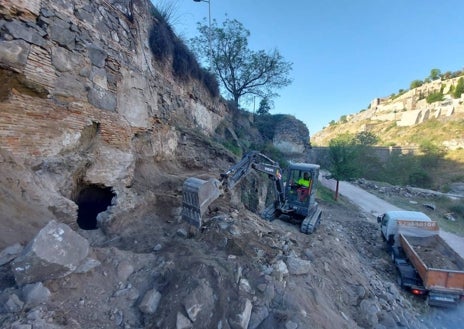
(0, 0, 233, 245)
(365, 78, 464, 127)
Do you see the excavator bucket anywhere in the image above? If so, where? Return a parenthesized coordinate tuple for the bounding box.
(181, 177, 222, 228)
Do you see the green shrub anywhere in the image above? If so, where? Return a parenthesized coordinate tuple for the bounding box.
(410, 80, 423, 89)
(249, 142, 288, 168)
(408, 170, 432, 188)
(419, 140, 446, 167)
(354, 131, 379, 146)
(426, 91, 444, 104)
(450, 203, 464, 219)
(222, 141, 241, 156)
(316, 185, 337, 203)
(452, 70, 464, 78)
(453, 77, 464, 98)
(149, 6, 219, 94)
(429, 68, 441, 80)
(390, 89, 407, 100)
(254, 114, 284, 141)
(382, 153, 419, 185)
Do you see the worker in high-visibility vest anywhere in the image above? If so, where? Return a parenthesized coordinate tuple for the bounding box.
(296, 172, 311, 201)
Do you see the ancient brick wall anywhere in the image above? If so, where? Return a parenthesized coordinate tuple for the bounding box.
(0, 0, 227, 162)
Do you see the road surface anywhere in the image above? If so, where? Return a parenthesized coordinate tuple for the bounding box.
(319, 173, 464, 258)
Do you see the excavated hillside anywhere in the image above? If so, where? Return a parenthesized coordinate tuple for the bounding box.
(1, 1, 464, 329)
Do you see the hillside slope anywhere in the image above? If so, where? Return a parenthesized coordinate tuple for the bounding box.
(313, 76, 464, 153)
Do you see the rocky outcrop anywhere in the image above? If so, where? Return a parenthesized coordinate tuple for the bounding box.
(272, 115, 310, 154)
(366, 78, 464, 127)
(0, 0, 314, 248)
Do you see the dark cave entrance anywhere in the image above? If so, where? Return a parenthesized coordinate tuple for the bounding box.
(76, 185, 115, 230)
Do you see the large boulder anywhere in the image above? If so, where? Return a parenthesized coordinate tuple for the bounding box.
(285, 256, 312, 275)
(182, 279, 215, 323)
(228, 298, 252, 329)
(11, 220, 89, 285)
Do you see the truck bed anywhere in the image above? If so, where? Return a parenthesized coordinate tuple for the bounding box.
(400, 234, 464, 291)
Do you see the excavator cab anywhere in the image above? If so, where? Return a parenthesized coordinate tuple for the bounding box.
(281, 163, 320, 222)
(286, 165, 318, 204)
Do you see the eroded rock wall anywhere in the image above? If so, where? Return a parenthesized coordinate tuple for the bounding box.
(0, 0, 228, 245)
(0, 0, 227, 158)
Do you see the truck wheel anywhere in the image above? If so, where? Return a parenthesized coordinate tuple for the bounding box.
(396, 270, 404, 288)
(425, 295, 430, 306)
(387, 235, 394, 245)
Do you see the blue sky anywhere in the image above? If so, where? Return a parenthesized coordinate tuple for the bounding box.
(154, 0, 464, 134)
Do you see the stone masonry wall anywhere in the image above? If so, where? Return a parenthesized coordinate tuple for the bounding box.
(0, 0, 227, 163)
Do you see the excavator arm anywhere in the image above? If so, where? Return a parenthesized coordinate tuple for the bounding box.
(181, 151, 285, 228)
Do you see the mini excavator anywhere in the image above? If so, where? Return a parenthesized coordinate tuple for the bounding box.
(181, 151, 322, 234)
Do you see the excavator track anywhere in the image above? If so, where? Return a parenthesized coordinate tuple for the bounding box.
(300, 209, 322, 234)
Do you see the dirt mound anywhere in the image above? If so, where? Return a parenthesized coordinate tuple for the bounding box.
(0, 191, 435, 329)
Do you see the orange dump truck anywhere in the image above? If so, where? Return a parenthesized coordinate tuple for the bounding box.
(390, 219, 464, 306)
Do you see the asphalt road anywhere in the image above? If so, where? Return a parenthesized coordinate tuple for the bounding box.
(319, 172, 464, 258)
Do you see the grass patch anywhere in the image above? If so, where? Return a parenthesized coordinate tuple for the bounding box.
(222, 141, 242, 156)
(148, 4, 219, 97)
(316, 184, 338, 204)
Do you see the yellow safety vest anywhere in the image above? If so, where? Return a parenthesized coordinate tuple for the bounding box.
(297, 178, 310, 187)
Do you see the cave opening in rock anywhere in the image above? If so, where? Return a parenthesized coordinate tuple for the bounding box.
(76, 185, 115, 230)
